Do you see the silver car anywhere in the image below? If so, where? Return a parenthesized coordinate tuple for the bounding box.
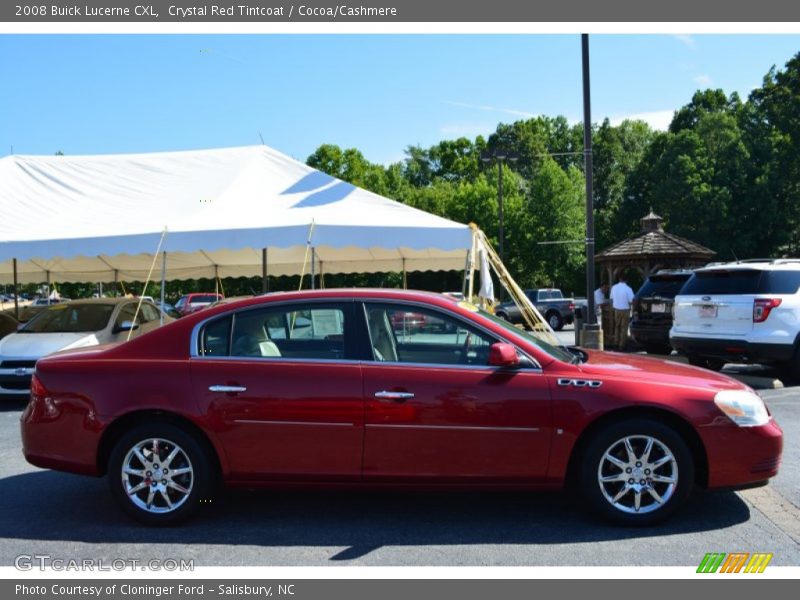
(0, 298, 173, 399)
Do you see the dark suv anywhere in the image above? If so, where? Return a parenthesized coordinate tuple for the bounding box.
(630, 270, 693, 355)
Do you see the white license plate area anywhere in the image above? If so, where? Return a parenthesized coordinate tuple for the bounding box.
(699, 304, 718, 318)
(650, 303, 666, 313)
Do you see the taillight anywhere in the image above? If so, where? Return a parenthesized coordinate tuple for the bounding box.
(569, 302, 575, 311)
(30, 372, 47, 400)
(753, 298, 782, 323)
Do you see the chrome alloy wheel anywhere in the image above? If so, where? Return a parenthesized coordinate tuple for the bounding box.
(121, 438, 194, 514)
(597, 435, 678, 514)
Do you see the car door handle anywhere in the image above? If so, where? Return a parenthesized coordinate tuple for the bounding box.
(209, 385, 247, 393)
(374, 390, 414, 402)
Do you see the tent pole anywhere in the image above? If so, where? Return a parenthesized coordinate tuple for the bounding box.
(214, 265, 219, 296)
(261, 248, 268, 294)
(114, 270, 119, 296)
(160, 251, 167, 325)
(402, 258, 407, 289)
(12, 258, 19, 320)
(461, 251, 471, 296)
(319, 262, 324, 289)
(311, 247, 316, 290)
(45, 270, 51, 305)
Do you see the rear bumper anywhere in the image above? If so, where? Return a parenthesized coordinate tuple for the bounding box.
(630, 323, 671, 346)
(700, 419, 783, 489)
(670, 336, 795, 363)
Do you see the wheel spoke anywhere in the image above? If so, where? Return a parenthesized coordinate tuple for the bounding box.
(123, 466, 145, 477)
(164, 446, 181, 468)
(612, 485, 631, 502)
(648, 487, 665, 504)
(605, 454, 628, 470)
(167, 480, 189, 495)
(641, 438, 654, 464)
(152, 439, 160, 460)
(624, 438, 637, 462)
(633, 490, 642, 512)
(133, 448, 148, 467)
(169, 466, 192, 476)
(127, 481, 147, 495)
(146, 488, 155, 509)
(601, 473, 627, 483)
(160, 490, 174, 509)
(650, 455, 673, 469)
(650, 474, 676, 484)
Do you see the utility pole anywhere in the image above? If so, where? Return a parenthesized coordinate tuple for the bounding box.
(581, 33, 603, 349)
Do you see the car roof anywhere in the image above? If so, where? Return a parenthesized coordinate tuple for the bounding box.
(698, 259, 800, 272)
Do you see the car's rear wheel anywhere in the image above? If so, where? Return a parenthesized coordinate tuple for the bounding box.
(108, 423, 213, 525)
(579, 419, 694, 525)
(546, 311, 564, 331)
(687, 354, 725, 372)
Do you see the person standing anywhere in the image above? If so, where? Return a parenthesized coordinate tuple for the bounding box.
(610, 274, 634, 350)
(594, 283, 609, 316)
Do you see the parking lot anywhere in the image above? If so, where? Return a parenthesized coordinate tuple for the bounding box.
(0, 381, 797, 567)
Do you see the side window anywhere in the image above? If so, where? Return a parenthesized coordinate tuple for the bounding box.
(229, 304, 347, 360)
(200, 315, 232, 357)
(364, 304, 497, 366)
(115, 304, 139, 328)
(140, 303, 160, 323)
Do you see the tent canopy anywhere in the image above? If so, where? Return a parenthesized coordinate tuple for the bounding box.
(0, 145, 472, 284)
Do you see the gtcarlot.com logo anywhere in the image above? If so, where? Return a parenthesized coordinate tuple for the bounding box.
(697, 552, 773, 573)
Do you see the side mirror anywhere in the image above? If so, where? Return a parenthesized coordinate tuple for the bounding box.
(115, 320, 139, 333)
(488, 342, 520, 368)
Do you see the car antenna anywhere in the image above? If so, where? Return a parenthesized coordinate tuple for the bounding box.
(731, 248, 740, 263)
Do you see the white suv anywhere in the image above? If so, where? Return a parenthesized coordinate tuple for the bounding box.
(670, 260, 800, 378)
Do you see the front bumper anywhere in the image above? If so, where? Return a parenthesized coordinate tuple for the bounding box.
(700, 418, 783, 489)
(670, 336, 795, 364)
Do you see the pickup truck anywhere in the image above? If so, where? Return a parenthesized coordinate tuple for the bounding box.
(494, 288, 576, 331)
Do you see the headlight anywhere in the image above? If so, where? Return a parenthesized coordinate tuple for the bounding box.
(714, 390, 770, 427)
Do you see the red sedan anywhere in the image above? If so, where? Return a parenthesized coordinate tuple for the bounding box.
(21, 289, 782, 526)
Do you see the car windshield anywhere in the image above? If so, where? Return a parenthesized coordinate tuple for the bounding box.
(479, 308, 575, 363)
(636, 275, 691, 299)
(21, 304, 115, 333)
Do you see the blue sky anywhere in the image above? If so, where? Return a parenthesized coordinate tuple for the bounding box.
(1, 34, 799, 164)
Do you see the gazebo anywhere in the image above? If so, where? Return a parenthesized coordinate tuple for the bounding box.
(595, 210, 716, 284)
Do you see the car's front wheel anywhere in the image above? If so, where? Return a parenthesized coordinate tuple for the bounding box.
(579, 419, 694, 525)
(546, 311, 564, 331)
(108, 423, 213, 525)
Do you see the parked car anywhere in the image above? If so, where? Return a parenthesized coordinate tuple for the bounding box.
(670, 260, 800, 377)
(22, 289, 781, 526)
(0, 298, 173, 399)
(174, 293, 224, 316)
(630, 270, 693, 355)
(495, 288, 575, 331)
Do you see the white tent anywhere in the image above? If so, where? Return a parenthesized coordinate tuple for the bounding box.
(0, 145, 472, 285)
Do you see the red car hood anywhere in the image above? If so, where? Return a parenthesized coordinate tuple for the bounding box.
(577, 350, 747, 392)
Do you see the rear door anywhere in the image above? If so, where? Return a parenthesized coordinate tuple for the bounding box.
(190, 301, 364, 481)
(672, 269, 760, 337)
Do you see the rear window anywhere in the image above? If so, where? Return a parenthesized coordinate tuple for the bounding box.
(190, 295, 222, 304)
(636, 275, 691, 299)
(680, 269, 800, 295)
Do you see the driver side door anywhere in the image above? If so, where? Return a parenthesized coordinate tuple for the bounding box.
(361, 302, 553, 482)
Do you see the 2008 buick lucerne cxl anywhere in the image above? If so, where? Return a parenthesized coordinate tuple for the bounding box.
(21, 289, 782, 526)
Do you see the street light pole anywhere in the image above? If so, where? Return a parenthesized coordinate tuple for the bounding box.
(581, 33, 603, 349)
(480, 149, 518, 266)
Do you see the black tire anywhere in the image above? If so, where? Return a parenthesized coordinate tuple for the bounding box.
(108, 423, 214, 526)
(495, 311, 509, 321)
(644, 344, 673, 355)
(687, 354, 725, 372)
(777, 349, 800, 384)
(546, 311, 564, 331)
(579, 418, 694, 526)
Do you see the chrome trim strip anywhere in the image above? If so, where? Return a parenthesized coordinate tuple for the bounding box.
(557, 378, 602, 388)
(209, 385, 247, 393)
(374, 390, 415, 400)
(232, 419, 355, 427)
(365, 423, 540, 432)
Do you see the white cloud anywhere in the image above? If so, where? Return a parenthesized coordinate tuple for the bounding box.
(674, 34, 696, 48)
(693, 74, 714, 86)
(444, 100, 536, 119)
(609, 110, 674, 131)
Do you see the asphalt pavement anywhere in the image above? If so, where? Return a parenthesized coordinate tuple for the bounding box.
(0, 382, 797, 567)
